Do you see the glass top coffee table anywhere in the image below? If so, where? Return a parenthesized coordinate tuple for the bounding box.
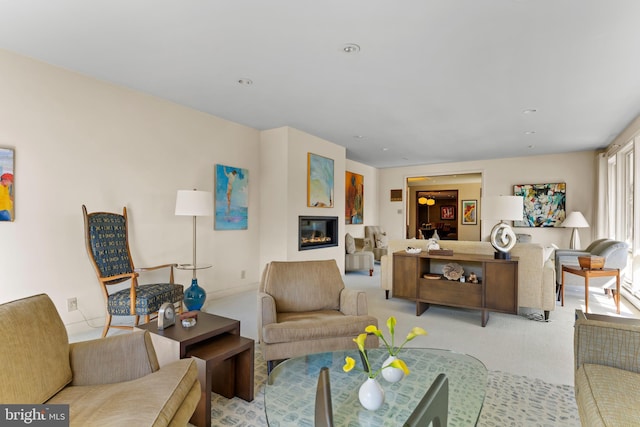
(265, 348, 487, 426)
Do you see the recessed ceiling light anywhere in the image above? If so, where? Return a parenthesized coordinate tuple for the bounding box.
(353, 135, 364, 139)
(524, 131, 536, 135)
(343, 43, 361, 54)
(522, 109, 537, 114)
(528, 145, 535, 149)
(382, 147, 389, 151)
(238, 78, 253, 85)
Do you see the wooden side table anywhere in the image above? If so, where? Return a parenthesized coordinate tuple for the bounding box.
(135, 312, 254, 427)
(561, 265, 620, 314)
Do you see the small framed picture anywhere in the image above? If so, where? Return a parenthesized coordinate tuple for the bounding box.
(440, 205, 455, 220)
(461, 200, 477, 225)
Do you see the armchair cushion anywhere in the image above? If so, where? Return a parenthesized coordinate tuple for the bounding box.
(345, 233, 356, 254)
(375, 232, 389, 249)
(0, 293, 72, 404)
(262, 260, 343, 312)
(107, 283, 184, 316)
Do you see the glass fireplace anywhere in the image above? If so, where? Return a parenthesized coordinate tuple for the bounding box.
(299, 216, 338, 251)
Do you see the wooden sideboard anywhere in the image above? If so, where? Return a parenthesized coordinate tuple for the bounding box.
(393, 250, 518, 326)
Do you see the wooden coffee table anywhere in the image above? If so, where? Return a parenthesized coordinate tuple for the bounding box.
(136, 312, 254, 427)
(561, 265, 620, 314)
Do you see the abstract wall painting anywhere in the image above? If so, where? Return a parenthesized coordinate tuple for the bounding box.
(0, 148, 14, 222)
(513, 182, 566, 227)
(345, 171, 364, 224)
(461, 200, 477, 225)
(215, 164, 248, 230)
(307, 153, 334, 208)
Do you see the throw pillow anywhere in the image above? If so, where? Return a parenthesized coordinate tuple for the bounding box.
(345, 233, 356, 254)
(375, 232, 388, 249)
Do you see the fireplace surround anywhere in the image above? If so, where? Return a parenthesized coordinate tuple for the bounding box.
(299, 216, 338, 251)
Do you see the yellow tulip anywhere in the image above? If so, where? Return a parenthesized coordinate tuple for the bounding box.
(406, 327, 428, 341)
(353, 333, 367, 352)
(365, 325, 383, 337)
(389, 358, 410, 375)
(386, 316, 396, 335)
(343, 356, 356, 372)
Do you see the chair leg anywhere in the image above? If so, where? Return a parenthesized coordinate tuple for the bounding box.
(144, 314, 150, 324)
(102, 314, 112, 338)
(134, 315, 140, 326)
(385, 290, 389, 299)
(369, 269, 373, 276)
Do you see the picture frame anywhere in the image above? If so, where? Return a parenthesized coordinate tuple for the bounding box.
(345, 171, 364, 224)
(214, 164, 249, 230)
(513, 182, 566, 227)
(307, 153, 334, 208)
(0, 147, 15, 222)
(461, 200, 477, 225)
(390, 189, 402, 202)
(440, 205, 455, 220)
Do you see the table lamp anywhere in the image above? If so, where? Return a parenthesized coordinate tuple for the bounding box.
(561, 211, 589, 250)
(175, 189, 213, 311)
(481, 196, 523, 260)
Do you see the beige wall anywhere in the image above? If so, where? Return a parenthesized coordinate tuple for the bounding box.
(378, 151, 597, 248)
(259, 127, 347, 269)
(0, 49, 264, 328)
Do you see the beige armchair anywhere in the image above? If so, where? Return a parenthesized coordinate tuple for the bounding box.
(258, 259, 379, 372)
(364, 225, 388, 261)
(0, 294, 200, 426)
(574, 310, 640, 426)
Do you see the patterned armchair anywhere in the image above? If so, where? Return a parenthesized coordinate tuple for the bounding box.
(82, 205, 184, 337)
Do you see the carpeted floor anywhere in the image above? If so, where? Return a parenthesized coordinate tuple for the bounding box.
(210, 348, 580, 427)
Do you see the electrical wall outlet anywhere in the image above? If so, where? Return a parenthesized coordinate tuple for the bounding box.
(67, 297, 78, 312)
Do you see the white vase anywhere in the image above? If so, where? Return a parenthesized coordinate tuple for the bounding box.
(358, 377, 385, 411)
(381, 355, 405, 383)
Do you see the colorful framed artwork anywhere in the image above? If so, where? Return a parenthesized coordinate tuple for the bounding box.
(513, 182, 566, 227)
(0, 148, 14, 222)
(307, 153, 334, 208)
(441, 205, 455, 220)
(214, 164, 248, 230)
(461, 200, 477, 225)
(345, 171, 364, 224)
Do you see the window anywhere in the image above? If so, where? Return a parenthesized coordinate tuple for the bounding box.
(607, 139, 637, 294)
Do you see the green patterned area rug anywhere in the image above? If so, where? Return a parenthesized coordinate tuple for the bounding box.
(210, 350, 580, 427)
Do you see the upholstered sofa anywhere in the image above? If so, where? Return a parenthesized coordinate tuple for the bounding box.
(574, 310, 640, 426)
(381, 239, 557, 318)
(0, 294, 200, 426)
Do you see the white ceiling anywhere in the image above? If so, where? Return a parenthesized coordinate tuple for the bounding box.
(1, 1, 639, 168)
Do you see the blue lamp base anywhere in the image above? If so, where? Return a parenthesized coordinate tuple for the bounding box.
(184, 278, 206, 311)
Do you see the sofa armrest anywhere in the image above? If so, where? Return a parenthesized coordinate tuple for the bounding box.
(340, 289, 368, 316)
(69, 331, 158, 386)
(575, 312, 640, 374)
